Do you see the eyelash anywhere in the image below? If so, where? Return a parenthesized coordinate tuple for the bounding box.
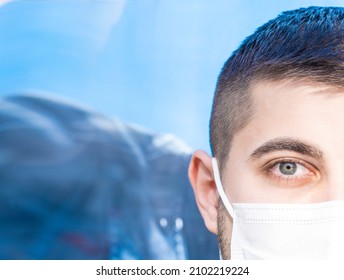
(262, 158, 317, 184)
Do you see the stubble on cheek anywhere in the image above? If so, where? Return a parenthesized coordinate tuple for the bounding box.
(217, 199, 233, 260)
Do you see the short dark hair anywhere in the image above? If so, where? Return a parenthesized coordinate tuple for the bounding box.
(210, 6, 344, 172)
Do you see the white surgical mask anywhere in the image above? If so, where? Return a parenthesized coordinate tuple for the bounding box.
(212, 158, 344, 260)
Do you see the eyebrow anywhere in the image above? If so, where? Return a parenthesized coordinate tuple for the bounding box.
(249, 137, 324, 160)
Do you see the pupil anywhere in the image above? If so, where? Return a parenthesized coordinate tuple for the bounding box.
(279, 162, 297, 175)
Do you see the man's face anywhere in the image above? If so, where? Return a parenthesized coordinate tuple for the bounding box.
(224, 79, 344, 204)
(189, 79, 344, 259)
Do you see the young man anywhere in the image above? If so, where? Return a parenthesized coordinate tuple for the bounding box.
(189, 6, 344, 259)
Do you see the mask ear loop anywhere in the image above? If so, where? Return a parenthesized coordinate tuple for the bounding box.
(212, 158, 235, 218)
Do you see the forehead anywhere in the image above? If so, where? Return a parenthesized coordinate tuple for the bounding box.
(229, 79, 344, 160)
(250, 79, 344, 125)
(252, 79, 344, 109)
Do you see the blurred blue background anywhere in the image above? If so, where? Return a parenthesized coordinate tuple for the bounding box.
(1, 0, 344, 260)
(1, 0, 343, 152)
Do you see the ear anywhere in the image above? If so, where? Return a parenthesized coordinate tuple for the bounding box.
(188, 150, 219, 234)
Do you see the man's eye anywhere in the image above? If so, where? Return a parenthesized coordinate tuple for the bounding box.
(278, 162, 297, 175)
(263, 159, 319, 186)
(271, 161, 310, 178)
(261, 158, 320, 187)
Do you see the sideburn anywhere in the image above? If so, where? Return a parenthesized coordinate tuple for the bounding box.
(217, 198, 233, 260)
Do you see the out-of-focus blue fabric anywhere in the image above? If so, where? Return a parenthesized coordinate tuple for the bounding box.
(0, 93, 218, 260)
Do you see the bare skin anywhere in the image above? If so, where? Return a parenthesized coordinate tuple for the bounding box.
(189, 79, 344, 259)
